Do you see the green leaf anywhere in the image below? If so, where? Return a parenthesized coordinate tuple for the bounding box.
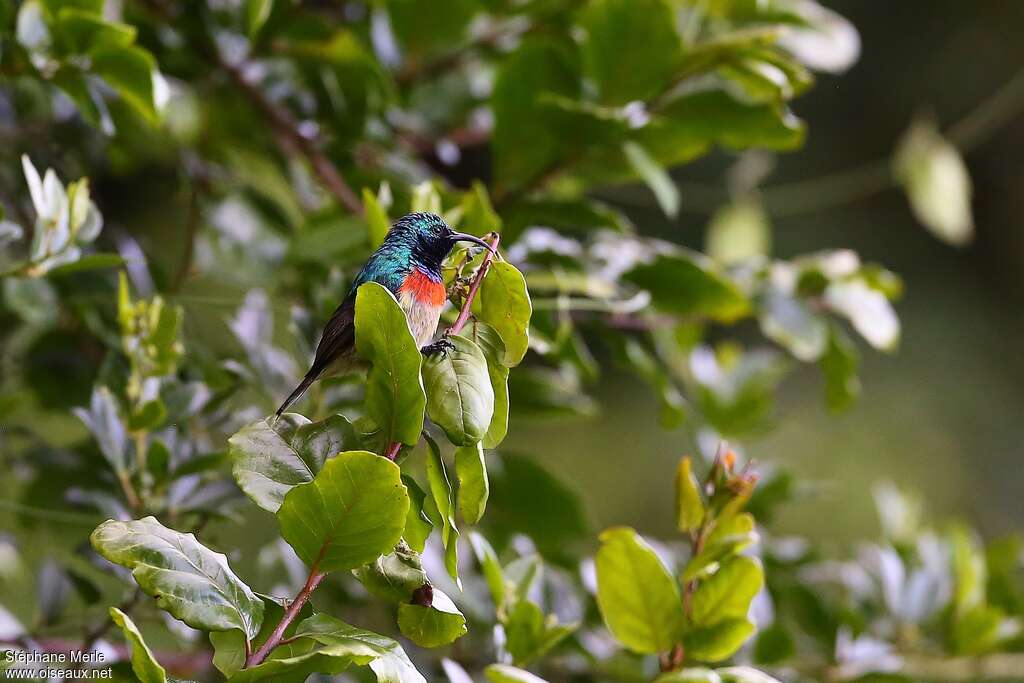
(354, 282, 426, 446)
(363, 186, 390, 249)
(211, 594, 314, 678)
(455, 442, 489, 525)
(459, 181, 502, 237)
(56, 9, 135, 54)
(758, 288, 827, 361)
(820, 324, 860, 412)
(229, 613, 425, 683)
(91, 516, 264, 639)
(504, 599, 577, 666)
(472, 324, 510, 448)
(675, 456, 705, 533)
(246, 0, 273, 37)
(422, 335, 494, 446)
(277, 451, 409, 572)
(387, 0, 477, 59)
(717, 667, 783, 683)
(639, 88, 805, 166)
(625, 251, 750, 322)
(580, 0, 681, 104)
(951, 603, 1007, 655)
(706, 200, 771, 265)
(229, 414, 362, 513)
(472, 261, 533, 366)
(623, 141, 679, 218)
(691, 557, 764, 626)
(109, 607, 166, 683)
(655, 669, 722, 683)
(397, 589, 468, 648)
(894, 118, 973, 246)
(469, 530, 506, 610)
(684, 513, 758, 581)
(402, 475, 433, 553)
(47, 252, 123, 276)
(73, 386, 127, 473)
(352, 542, 428, 603)
(485, 664, 550, 683)
(129, 398, 165, 432)
(90, 46, 166, 123)
(492, 39, 579, 190)
(595, 526, 684, 654)
(824, 279, 899, 351)
(424, 436, 462, 585)
(684, 618, 755, 662)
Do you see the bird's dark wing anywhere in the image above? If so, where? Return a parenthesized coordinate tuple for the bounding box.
(275, 293, 356, 417)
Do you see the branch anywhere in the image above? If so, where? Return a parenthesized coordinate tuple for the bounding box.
(215, 56, 364, 216)
(245, 563, 326, 668)
(449, 233, 500, 335)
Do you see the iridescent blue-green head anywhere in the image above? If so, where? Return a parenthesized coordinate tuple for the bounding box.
(382, 212, 492, 274)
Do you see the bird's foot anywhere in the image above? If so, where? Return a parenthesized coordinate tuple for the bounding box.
(421, 338, 454, 357)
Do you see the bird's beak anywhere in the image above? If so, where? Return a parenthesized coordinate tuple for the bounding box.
(451, 232, 495, 253)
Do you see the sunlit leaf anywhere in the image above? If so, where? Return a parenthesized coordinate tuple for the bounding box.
(397, 589, 468, 648)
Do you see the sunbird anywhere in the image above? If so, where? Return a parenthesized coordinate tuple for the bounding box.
(275, 212, 492, 417)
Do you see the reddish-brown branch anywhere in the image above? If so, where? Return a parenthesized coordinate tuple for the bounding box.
(217, 56, 363, 216)
(384, 441, 403, 461)
(449, 233, 500, 335)
(245, 564, 326, 668)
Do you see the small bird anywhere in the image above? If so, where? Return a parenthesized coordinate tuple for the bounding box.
(275, 212, 492, 417)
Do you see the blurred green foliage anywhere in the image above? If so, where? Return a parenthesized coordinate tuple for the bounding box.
(0, 0, 1019, 682)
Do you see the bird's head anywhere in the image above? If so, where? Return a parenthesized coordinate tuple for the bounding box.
(387, 212, 493, 272)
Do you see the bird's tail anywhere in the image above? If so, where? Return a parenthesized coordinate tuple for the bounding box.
(275, 371, 318, 420)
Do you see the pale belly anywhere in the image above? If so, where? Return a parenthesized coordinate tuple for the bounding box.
(397, 290, 444, 348)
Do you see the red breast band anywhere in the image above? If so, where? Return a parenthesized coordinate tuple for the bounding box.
(399, 268, 446, 307)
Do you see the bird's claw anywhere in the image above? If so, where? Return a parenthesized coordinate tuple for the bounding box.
(421, 338, 454, 357)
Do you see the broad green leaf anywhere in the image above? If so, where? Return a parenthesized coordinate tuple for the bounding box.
(504, 599, 577, 666)
(422, 335, 494, 446)
(109, 607, 166, 683)
(492, 39, 579, 190)
(655, 669, 722, 683)
(363, 187, 390, 249)
(211, 594, 313, 678)
(595, 526, 684, 654)
(73, 386, 127, 473)
(56, 9, 135, 54)
(424, 436, 461, 585)
(625, 251, 750, 322)
(486, 665, 549, 683)
(638, 88, 805, 167)
(459, 181, 502, 237)
(894, 118, 973, 246)
(229, 613, 425, 683)
(353, 542, 428, 603)
(387, 0, 477, 58)
(354, 283, 426, 446)
(758, 288, 827, 361)
(824, 279, 899, 351)
(402, 475, 433, 553)
(91, 516, 264, 639)
(91, 46, 167, 123)
(691, 557, 764, 626)
(706, 200, 771, 265)
(580, 0, 681, 104)
(684, 618, 755, 662)
(455, 442, 488, 525)
(277, 451, 409, 572)
(676, 457, 705, 533)
(717, 667, 783, 683)
(472, 323, 510, 448)
(951, 603, 1007, 655)
(820, 324, 860, 412)
(623, 141, 679, 218)
(472, 261, 532, 366)
(685, 513, 758, 581)
(229, 414, 361, 513)
(397, 589, 468, 648)
(47, 253, 123, 276)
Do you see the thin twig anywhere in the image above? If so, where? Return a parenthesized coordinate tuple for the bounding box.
(245, 564, 326, 668)
(449, 234, 500, 335)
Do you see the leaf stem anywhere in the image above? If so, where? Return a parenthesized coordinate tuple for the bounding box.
(245, 563, 326, 668)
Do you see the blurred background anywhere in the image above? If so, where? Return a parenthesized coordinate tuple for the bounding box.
(505, 0, 1024, 546)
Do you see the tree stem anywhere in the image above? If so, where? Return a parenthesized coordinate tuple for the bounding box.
(449, 234, 500, 336)
(245, 564, 326, 668)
